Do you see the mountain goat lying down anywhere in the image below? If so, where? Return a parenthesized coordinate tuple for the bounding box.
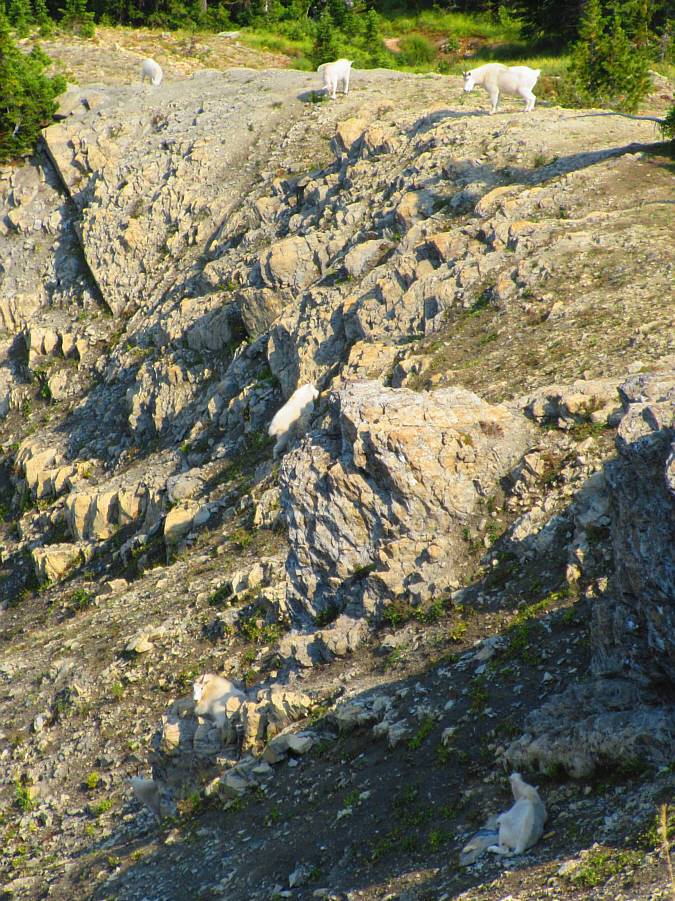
(317, 58, 353, 99)
(462, 63, 540, 114)
(193, 673, 246, 733)
(268, 383, 319, 459)
(488, 772, 548, 855)
(141, 57, 163, 87)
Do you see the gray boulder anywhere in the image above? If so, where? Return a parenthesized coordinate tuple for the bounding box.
(280, 379, 532, 624)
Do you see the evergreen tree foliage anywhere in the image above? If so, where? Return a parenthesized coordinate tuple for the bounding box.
(311, 6, 339, 65)
(659, 103, 674, 141)
(325, 0, 345, 28)
(33, 0, 55, 35)
(363, 6, 378, 46)
(0, 15, 66, 162)
(361, 6, 393, 66)
(560, 0, 651, 112)
(502, 0, 585, 44)
(59, 0, 95, 36)
(503, 0, 671, 49)
(7, 0, 34, 37)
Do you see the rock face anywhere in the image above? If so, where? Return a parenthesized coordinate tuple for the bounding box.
(507, 372, 675, 777)
(506, 679, 674, 779)
(280, 380, 532, 623)
(1, 51, 674, 900)
(149, 685, 312, 791)
(596, 372, 675, 687)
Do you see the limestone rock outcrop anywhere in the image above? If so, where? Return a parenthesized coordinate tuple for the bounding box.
(594, 371, 675, 686)
(150, 685, 312, 791)
(280, 379, 532, 623)
(507, 372, 675, 776)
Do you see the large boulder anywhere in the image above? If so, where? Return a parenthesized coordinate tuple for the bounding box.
(506, 679, 674, 778)
(279, 380, 532, 624)
(260, 235, 320, 291)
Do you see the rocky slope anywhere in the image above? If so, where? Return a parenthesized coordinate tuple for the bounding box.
(0, 49, 673, 901)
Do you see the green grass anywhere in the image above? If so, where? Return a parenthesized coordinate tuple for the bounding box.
(408, 716, 435, 751)
(238, 27, 312, 62)
(382, 10, 520, 43)
(234, 7, 570, 80)
(568, 847, 643, 888)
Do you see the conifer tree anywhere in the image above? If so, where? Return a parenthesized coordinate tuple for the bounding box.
(32, 0, 55, 36)
(325, 0, 344, 29)
(0, 15, 66, 161)
(561, 0, 651, 112)
(7, 0, 34, 37)
(660, 103, 675, 141)
(311, 6, 338, 66)
(60, 0, 95, 36)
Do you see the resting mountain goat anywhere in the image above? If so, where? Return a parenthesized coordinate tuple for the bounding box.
(317, 58, 353, 100)
(462, 63, 540, 114)
(488, 772, 548, 855)
(141, 57, 163, 87)
(193, 673, 246, 734)
(268, 383, 319, 459)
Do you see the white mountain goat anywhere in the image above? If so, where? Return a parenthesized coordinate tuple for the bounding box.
(462, 63, 540, 114)
(268, 383, 319, 459)
(141, 58, 163, 87)
(193, 673, 246, 732)
(488, 772, 548, 855)
(317, 58, 353, 100)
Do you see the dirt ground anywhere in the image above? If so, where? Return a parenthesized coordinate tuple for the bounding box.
(1, 26, 674, 901)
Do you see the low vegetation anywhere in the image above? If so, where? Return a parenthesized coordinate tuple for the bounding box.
(1, 0, 672, 166)
(0, 13, 66, 162)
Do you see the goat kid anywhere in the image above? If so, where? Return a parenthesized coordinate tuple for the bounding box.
(193, 673, 246, 734)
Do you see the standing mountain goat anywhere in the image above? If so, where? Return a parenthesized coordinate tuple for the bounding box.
(141, 58, 163, 87)
(317, 59, 353, 99)
(268, 383, 319, 459)
(462, 63, 540, 114)
(488, 772, 548, 855)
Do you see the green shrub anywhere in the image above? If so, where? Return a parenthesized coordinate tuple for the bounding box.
(59, 0, 95, 37)
(0, 18, 66, 162)
(660, 103, 675, 141)
(15, 778, 37, 811)
(397, 34, 435, 67)
(559, 0, 651, 113)
(315, 603, 340, 627)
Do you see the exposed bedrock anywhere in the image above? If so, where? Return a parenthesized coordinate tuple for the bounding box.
(507, 372, 675, 777)
(280, 379, 533, 625)
(596, 371, 675, 687)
